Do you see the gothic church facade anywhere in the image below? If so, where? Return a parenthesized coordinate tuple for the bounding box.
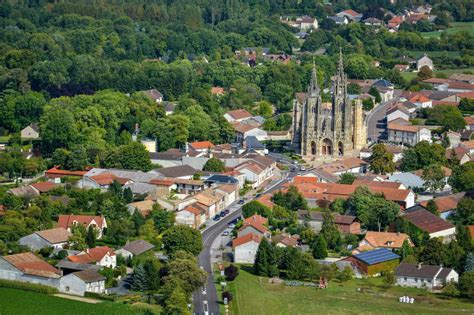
(291, 54, 366, 159)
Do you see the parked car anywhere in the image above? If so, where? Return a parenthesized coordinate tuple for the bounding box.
(228, 223, 236, 229)
(213, 215, 221, 221)
(300, 166, 306, 171)
(203, 301, 209, 315)
(222, 230, 230, 236)
(202, 286, 207, 295)
(255, 193, 262, 198)
(224, 209, 230, 214)
(292, 160, 298, 164)
(219, 211, 226, 217)
(238, 199, 244, 204)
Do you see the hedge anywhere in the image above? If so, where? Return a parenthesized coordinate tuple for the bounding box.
(84, 292, 116, 301)
(0, 279, 58, 294)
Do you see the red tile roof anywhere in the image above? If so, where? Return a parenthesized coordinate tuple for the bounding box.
(189, 141, 215, 150)
(211, 87, 225, 95)
(458, 91, 474, 99)
(30, 181, 56, 193)
(149, 178, 175, 186)
(352, 180, 403, 190)
(232, 233, 262, 248)
(256, 194, 274, 208)
(448, 82, 474, 90)
(90, 173, 129, 186)
(231, 122, 257, 133)
(419, 193, 465, 213)
(469, 226, 474, 238)
(57, 214, 106, 230)
(387, 123, 419, 133)
(226, 109, 253, 120)
(464, 117, 474, 125)
(293, 176, 318, 185)
(404, 208, 454, 233)
(36, 228, 71, 244)
(409, 94, 430, 103)
(67, 246, 115, 264)
(45, 167, 88, 178)
(3, 252, 61, 278)
(341, 9, 359, 17)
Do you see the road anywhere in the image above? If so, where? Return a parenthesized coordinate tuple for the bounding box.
(192, 174, 291, 315)
(365, 91, 402, 142)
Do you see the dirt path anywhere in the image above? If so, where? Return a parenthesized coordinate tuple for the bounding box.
(53, 294, 102, 304)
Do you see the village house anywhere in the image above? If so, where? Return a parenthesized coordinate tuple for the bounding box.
(67, 246, 116, 268)
(386, 104, 410, 122)
(272, 233, 299, 248)
(318, 157, 368, 176)
(45, 167, 88, 182)
(360, 144, 405, 163)
(57, 214, 107, 239)
(19, 228, 71, 252)
(0, 252, 62, 288)
(408, 94, 432, 108)
(419, 192, 465, 219)
(393, 64, 410, 72)
(334, 214, 361, 234)
(175, 203, 207, 229)
(151, 165, 197, 179)
(238, 214, 271, 238)
(416, 54, 434, 71)
(387, 123, 432, 146)
(188, 141, 215, 153)
(445, 146, 471, 165)
(115, 240, 155, 259)
(336, 9, 362, 22)
(403, 207, 456, 243)
(395, 263, 458, 290)
(211, 86, 225, 96)
(464, 116, 474, 131)
(20, 123, 40, 140)
(126, 199, 155, 217)
(231, 122, 268, 142)
(296, 210, 323, 232)
(81, 172, 131, 191)
(224, 109, 253, 123)
(59, 269, 106, 296)
(7, 185, 40, 199)
(142, 89, 163, 103)
(233, 233, 262, 264)
(357, 231, 413, 253)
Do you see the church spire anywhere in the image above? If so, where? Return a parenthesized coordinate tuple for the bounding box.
(309, 60, 319, 96)
(337, 48, 344, 76)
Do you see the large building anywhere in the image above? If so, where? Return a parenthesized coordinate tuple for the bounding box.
(291, 53, 366, 160)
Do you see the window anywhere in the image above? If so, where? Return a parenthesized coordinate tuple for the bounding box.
(404, 277, 407, 282)
(66, 286, 70, 292)
(427, 279, 432, 283)
(414, 278, 418, 282)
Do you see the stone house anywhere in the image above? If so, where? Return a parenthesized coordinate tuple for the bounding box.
(19, 228, 71, 252)
(416, 54, 434, 71)
(59, 269, 106, 296)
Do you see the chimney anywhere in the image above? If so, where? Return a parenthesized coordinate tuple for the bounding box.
(417, 263, 422, 269)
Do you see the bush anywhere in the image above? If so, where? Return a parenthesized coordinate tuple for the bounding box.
(224, 264, 239, 281)
(0, 279, 58, 294)
(84, 292, 117, 301)
(222, 291, 233, 303)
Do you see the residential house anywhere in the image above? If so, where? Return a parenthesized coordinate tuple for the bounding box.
(357, 232, 413, 253)
(387, 16, 404, 31)
(416, 54, 434, 71)
(190, 190, 224, 218)
(175, 203, 207, 229)
(141, 138, 157, 153)
(438, 82, 474, 93)
(224, 109, 253, 122)
(81, 173, 131, 191)
(336, 9, 362, 22)
(409, 94, 432, 108)
(148, 178, 176, 196)
(386, 104, 410, 122)
(67, 246, 116, 268)
(45, 167, 88, 182)
(422, 78, 449, 89)
(142, 89, 163, 103)
(7, 185, 40, 199)
(446, 131, 461, 149)
(411, 166, 452, 191)
(334, 215, 361, 234)
(233, 233, 262, 264)
(419, 192, 465, 219)
(360, 144, 405, 163)
(272, 233, 299, 248)
(319, 157, 368, 176)
(461, 140, 474, 155)
(232, 122, 268, 142)
(373, 79, 395, 102)
(126, 200, 155, 217)
(363, 17, 383, 26)
(351, 248, 400, 276)
(20, 123, 40, 140)
(352, 179, 406, 190)
(445, 146, 471, 165)
(387, 123, 432, 146)
(211, 87, 225, 96)
(188, 141, 215, 153)
(55, 260, 101, 276)
(151, 165, 197, 179)
(393, 64, 410, 72)
(296, 210, 323, 232)
(449, 73, 474, 84)
(464, 116, 474, 131)
(163, 102, 177, 116)
(19, 228, 71, 252)
(403, 207, 456, 243)
(395, 263, 458, 290)
(59, 269, 106, 296)
(214, 183, 239, 207)
(115, 240, 155, 259)
(0, 252, 62, 288)
(328, 15, 349, 25)
(234, 161, 267, 188)
(238, 214, 270, 238)
(57, 215, 107, 239)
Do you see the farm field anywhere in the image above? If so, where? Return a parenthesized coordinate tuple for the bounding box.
(421, 22, 474, 38)
(220, 268, 474, 315)
(0, 288, 151, 315)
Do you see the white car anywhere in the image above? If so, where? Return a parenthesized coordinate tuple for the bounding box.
(228, 223, 236, 229)
(203, 301, 209, 315)
(300, 166, 306, 171)
(221, 230, 230, 236)
(202, 286, 207, 295)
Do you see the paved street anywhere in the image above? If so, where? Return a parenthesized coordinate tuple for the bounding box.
(192, 174, 291, 314)
(365, 91, 402, 142)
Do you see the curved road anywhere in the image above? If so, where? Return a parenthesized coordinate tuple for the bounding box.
(365, 91, 402, 142)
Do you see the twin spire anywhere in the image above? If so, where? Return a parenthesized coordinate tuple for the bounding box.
(308, 50, 344, 96)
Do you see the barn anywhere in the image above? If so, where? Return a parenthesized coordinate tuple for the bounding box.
(352, 248, 400, 276)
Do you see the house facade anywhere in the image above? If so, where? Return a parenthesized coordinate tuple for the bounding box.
(19, 228, 71, 251)
(59, 269, 106, 296)
(233, 233, 262, 264)
(395, 263, 458, 290)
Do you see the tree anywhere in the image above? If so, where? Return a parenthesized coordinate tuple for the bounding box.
(422, 164, 446, 195)
(123, 187, 133, 203)
(338, 173, 356, 184)
(369, 144, 395, 175)
(426, 106, 465, 132)
(271, 185, 307, 211)
(166, 251, 207, 294)
(162, 285, 190, 315)
(337, 266, 354, 282)
(85, 225, 96, 248)
(419, 238, 448, 265)
(454, 197, 474, 225)
(242, 201, 271, 218)
(69, 225, 87, 250)
(346, 55, 369, 79)
(104, 142, 152, 171)
(224, 264, 239, 281)
(321, 212, 341, 250)
(151, 204, 176, 233)
(40, 107, 78, 152)
(450, 163, 474, 193)
(131, 264, 148, 291)
(311, 235, 328, 259)
(459, 98, 474, 112)
(465, 252, 474, 272)
(401, 141, 447, 171)
(425, 199, 439, 215)
(362, 98, 374, 111)
(417, 65, 433, 81)
(382, 271, 396, 287)
(368, 86, 381, 103)
(347, 83, 362, 94)
(222, 291, 233, 303)
(459, 271, 474, 299)
(400, 239, 414, 259)
(254, 238, 278, 277)
(443, 281, 460, 297)
(162, 225, 203, 255)
(202, 157, 225, 172)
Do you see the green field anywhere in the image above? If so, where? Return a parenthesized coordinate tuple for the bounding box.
(0, 288, 149, 315)
(421, 22, 474, 39)
(221, 268, 474, 315)
(401, 67, 474, 81)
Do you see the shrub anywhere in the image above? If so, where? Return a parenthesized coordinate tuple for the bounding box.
(222, 291, 233, 303)
(224, 264, 239, 281)
(84, 292, 117, 301)
(0, 279, 58, 294)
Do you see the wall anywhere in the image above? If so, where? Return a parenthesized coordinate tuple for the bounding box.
(396, 275, 434, 289)
(365, 259, 400, 276)
(19, 234, 51, 251)
(0, 259, 60, 289)
(234, 242, 259, 263)
(59, 274, 87, 296)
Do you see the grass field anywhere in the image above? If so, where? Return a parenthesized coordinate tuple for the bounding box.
(401, 67, 474, 81)
(0, 288, 150, 315)
(222, 268, 474, 315)
(421, 22, 474, 39)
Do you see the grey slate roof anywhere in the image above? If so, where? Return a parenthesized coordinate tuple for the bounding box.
(151, 165, 197, 178)
(395, 263, 453, 280)
(121, 239, 155, 256)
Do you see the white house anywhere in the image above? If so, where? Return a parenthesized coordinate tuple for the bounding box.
(235, 161, 267, 188)
(67, 246, 117, 269)
(115, 240, 155, 259)
(408, 94, 432, 108)
(20, 123, 40, 140)
(232, 122, 268, 142)
(57, 215, 107, 239)
(175, 203, 207, 229)
(387, 124, 432, 146)
(233, 233, 262, 264)
(224, 109, 253, 122)
(395, 263, 458, 290)
(59, 269, 106, 296)
(386, 105, 410, 122)
(416, 54, 434, 71)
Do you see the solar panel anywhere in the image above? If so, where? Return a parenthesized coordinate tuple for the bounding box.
(354, 248, 400, 265)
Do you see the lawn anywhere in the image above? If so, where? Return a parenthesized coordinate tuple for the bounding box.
(401, 67, 474, 81)
(222, 268, 474, 315)
(421, 22, 474, 39)
(0, 288, 148, 315)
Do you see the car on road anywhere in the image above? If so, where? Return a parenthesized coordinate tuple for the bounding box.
(238, 199, 244, 204)
(255, 193, 262, 198)
(292, 160, 298, 164)
(203, 301, 209, 315)
(224, 209, 230, 214)
(201, 286, 207, 295)
(213, 215, 221, 221)
(221, 230, 230, 236)
(228, 223, 236, 229)
(219, 211, 226, 217)
(300, 166, 306, 171)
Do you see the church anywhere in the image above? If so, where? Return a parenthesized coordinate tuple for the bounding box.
(291, 53, 366, 160)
